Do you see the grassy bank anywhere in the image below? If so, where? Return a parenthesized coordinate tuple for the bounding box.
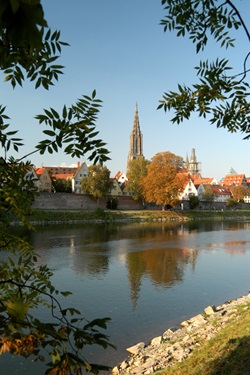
(26, 208, 250, 224)
(154, 302, 250, 375)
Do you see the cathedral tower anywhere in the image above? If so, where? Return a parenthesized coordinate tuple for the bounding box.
(184, 148, 201, 175)
(127, 103, 144, 171)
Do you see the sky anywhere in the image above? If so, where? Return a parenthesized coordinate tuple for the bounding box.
(1, 0, 250, 181)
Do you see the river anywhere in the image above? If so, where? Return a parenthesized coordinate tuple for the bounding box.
(1, 220, 250, 374)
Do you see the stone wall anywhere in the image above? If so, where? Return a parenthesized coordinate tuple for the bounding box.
(32, 193, 144, 211)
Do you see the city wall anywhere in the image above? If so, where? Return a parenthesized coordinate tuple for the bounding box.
(32, 193, 250, 211)
(32, 193, 144, 211)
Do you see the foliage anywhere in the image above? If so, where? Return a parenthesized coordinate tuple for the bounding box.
(35, 91, 110, 164)
(158, 0, 250, 139)
(51, 177, 72, 193)
(125, 158, 149, 200)
(106, 197, 119, 210)
(0, 0, 67, 90)
(226, 197, 239, 208)
(202, 184, 215, 202)
(141, 151, 186, 210)
(0, 1, 113, 373)
(189, 195, 199, 209)
(230, 185, 248, 202)
(81, 164, 112, 200)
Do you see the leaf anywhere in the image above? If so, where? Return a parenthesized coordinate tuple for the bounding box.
(50, 349, 61, 364)
(6, 300, 30, 321)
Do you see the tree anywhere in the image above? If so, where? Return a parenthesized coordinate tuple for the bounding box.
(230, 185, 248, 202)
(141, 151, 187, 210)
(202, 184, 215, 203)
(52, 177, 72, 193)
(125, 158, 149, 200)
(226, 197, 238, 208)
(81, 164, 112, 201)
(158, 1, 250, 139)
(189, 195, 199, 209)
(0, 1, 113, 374)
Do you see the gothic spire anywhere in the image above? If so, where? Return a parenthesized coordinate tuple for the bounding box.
(132, 102, 140, 133)
(127, 103, 144, 171)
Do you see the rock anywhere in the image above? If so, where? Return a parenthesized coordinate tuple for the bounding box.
(126, 342, 145, 355)
(111, 366, 119, 375)
(120, 360, 129, 370)
(113, 293, 250, 375)
(204, 305, 216, 315)
(188, 314, 207, 327)
(150, 336, 162, 346)
(162, 328, 174, 341)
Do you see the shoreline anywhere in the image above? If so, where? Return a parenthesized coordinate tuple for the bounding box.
(111, 292, 250, 375)
(11, 208, 250, 227)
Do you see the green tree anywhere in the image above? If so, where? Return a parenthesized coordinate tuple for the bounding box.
(125, 158, 149, 200)
(81, 164, 112, 201)
(52, 177, 72, 193)
(158, 1, 250, 139)
(189, 195, 199, 209)
(141, 151, 187, 210)
(226, 197, 238, 208)
(0, 1, 113, 374)
(202, 184, 215, 203)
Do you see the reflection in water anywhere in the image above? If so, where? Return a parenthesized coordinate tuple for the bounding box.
(4, 220, 250, 374)
(126, 247, 198, 309)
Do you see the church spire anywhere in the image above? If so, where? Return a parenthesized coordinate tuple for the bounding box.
(186, 148, 201, 175)
(127, 103, 144, 171)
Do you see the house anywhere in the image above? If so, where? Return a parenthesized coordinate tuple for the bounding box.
(221, 174, 248, 187)
(197, 184, 231, 203)
(45, 161, 89, 193)
(178, 174, 198, 201)
(34, 167, 52, 192)
(109, 178, 124, 196)
(72, 162, 89, 194)
(25, 166, 40, 190)
(211, 185, 231, 202)
(115, 171, 128, 186)
(194, 177, 218, 186)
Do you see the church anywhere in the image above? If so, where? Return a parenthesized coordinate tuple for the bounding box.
(127, 103, 144, 171)
(126, 103, 200, 176)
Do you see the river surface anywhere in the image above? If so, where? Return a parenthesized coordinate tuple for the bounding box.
(1, 220, 250, 374)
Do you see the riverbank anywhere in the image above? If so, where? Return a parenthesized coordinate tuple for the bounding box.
(111, 292, 250, 375)
(22, 208, 250, 226)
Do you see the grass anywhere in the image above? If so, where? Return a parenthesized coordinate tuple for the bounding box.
(154, 304, 250, 375)
(26, 208, 250, 225)
(183, 209, 250, 220)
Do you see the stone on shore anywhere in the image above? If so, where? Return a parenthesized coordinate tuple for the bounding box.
(126, 342, 145, 355)
(204, 305, 216, 315)
(111, 293, 250, 375)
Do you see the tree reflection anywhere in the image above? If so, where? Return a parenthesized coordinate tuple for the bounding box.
(126, 247, 198, 309)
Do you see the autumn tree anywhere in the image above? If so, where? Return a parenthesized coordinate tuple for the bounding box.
(81, 164, 112, 201)
(0, 1, 113, 374)
(141, 151, 187, 210)
(125, 158, 149, 200)
(202, 184, 215, 203)
(230, 185, 248, 202)
(158, 0, 250, 139)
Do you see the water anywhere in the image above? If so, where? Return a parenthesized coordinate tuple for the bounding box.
(1, 220, 250, 374)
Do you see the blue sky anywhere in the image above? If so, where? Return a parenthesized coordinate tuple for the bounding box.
(2, 0, 250, 181)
